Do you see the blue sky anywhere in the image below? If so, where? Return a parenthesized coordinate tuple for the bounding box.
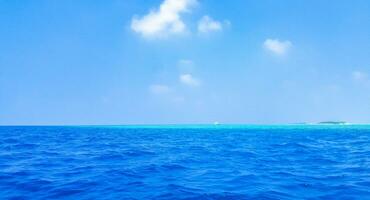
(1, 0, 370, 125)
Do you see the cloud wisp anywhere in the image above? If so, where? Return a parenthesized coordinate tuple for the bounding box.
(352, 71, 368, 82)
(263, 39, 292, 56)
(131, 0, 196, 38)
(149, 84, 171, 95)
(197, 15, 223, 34)
(180, 74, 201, 87)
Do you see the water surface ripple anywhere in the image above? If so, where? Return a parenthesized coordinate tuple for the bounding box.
(0, 125, 369, 199)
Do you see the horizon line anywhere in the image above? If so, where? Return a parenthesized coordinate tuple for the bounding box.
(1, 122, 370, 127)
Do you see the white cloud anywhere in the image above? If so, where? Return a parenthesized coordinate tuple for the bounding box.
(131, 0, 196, 38)
(149, 84, 171, 94)
(263, 39, 292, 55)
(352, 71, 368, 82)
(179, 74, 200, 86)
(197, 15, 222, 33)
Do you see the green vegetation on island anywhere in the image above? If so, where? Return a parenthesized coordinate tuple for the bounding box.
(318, 121, 347, 125)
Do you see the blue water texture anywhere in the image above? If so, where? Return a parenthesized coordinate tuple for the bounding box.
(0, 125, 369, 199)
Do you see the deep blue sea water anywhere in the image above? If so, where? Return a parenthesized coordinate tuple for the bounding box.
(0, 125, 369, 200)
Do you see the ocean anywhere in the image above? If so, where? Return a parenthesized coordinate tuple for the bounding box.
(0, 125, 369, 199)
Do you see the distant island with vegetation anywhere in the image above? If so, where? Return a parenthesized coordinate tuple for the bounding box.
(317, 121, 347, 125)
(293, 121, 348, 125)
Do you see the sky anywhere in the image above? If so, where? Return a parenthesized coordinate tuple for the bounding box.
(1, 0, 370, 125)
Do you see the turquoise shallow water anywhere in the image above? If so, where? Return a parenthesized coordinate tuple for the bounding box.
(0, 125, 369, 199)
